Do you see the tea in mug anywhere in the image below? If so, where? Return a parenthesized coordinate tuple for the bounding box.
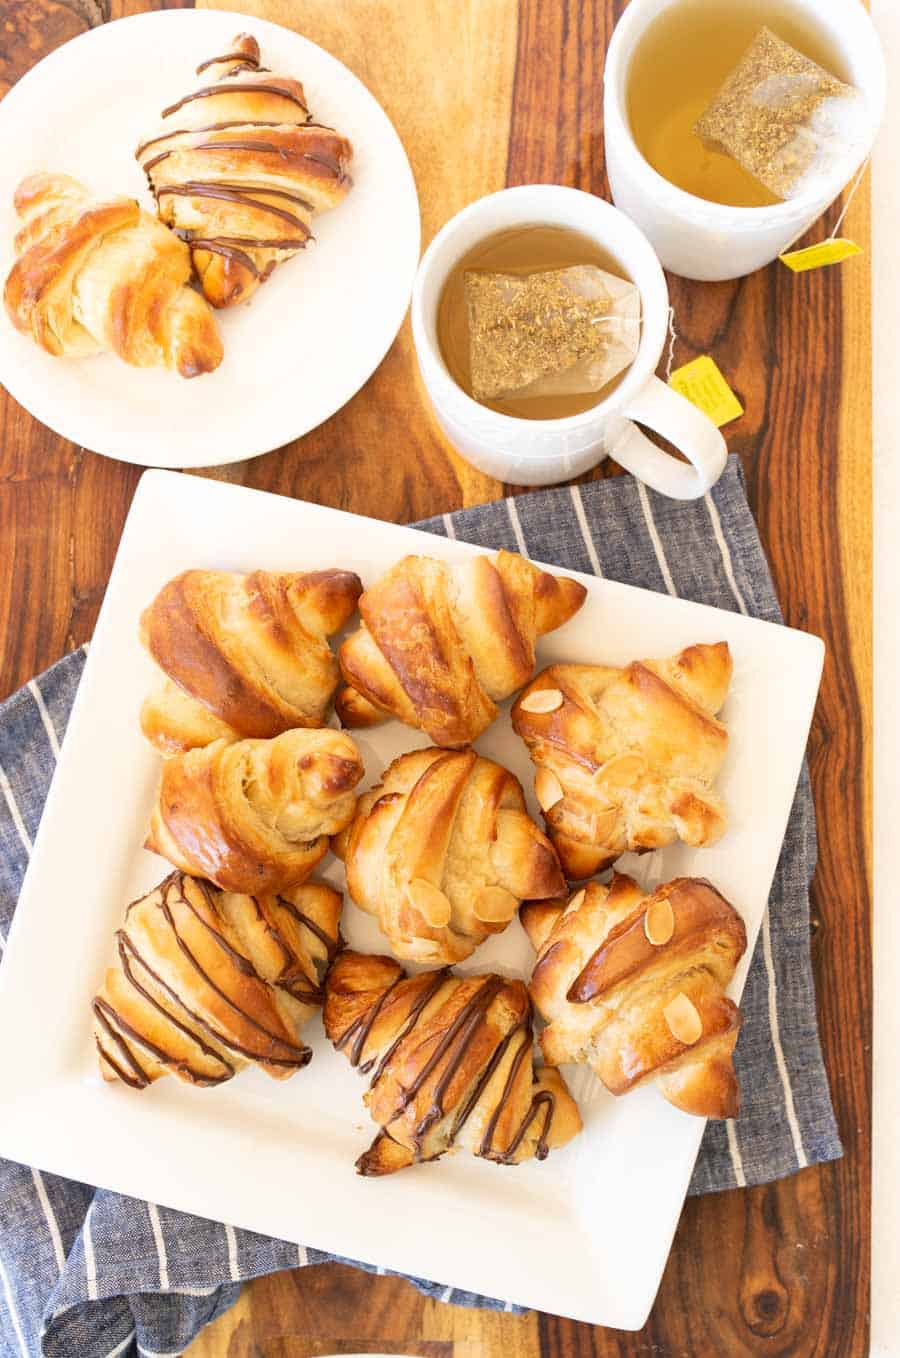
(437, 225, 641, 422)
(626, 0, 852, 208)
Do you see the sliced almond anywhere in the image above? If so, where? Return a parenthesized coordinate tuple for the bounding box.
(519, 687, 564, 714)
(596, 753, 645, 790)
(590, 806, 619, 841)
(567, 887, 587, 913)
(474, 885, 519, 923)
(644, 896, 675, 946)
(663, 992, 702, 1046)
(408, 878, 452, 929)
(535, 767, 565, 812)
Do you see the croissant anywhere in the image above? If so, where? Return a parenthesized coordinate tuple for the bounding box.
(336, 551, 587, 747)
(136, 32, 353, 308)
(145, 728, 364, 893)
(521, 874, 747, 1119)
(511, 642, 732, 879)
(4, 173, 222, 378)
(93, 871, 342, 1088)
(324, 950, 582, 1173)
(139, 567, 363, 755)
(336, 747, 564, 964)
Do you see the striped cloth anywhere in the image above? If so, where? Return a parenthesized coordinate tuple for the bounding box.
(0, 456, 841, 1357)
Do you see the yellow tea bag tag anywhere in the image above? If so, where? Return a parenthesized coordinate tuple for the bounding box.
(779, 238, 862, 272)
(668, 355, 744, 428)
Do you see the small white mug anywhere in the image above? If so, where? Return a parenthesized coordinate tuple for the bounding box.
(603, 0, 886, 281)
(411, 185, 727, 498)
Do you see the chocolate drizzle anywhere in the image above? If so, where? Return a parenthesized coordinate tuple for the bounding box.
(196, 49, 262, 75)
(160, 82, 309, 120)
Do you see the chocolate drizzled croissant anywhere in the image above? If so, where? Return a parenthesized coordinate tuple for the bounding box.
(521, 874, 747, 1119)
(136, 33, 353, 308)
(93, 871, 342, 1088)
(324, 950, 582, 1174)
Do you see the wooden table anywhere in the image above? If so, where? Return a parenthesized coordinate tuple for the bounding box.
(0, 2, 872, 1354)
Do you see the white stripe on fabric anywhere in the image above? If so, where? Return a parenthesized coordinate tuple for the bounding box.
(441, 512, 457, 540)
(31, 1168, 66, 1274)
(224, 1223, 240, 1282)
(0, 1252, 30, 1358)
(139, 1349, 188, 1358)
(102, 1332, 136, 1358)
(569, 485, 603, 577)
(296, 1243, 308, 1267)
(636, 481, 676, 597)
(0, 762, 32, 855)
(0, 926, 6, 954)
(725, 1120, 747, 1188)
(167, 1285, 218, 1297)
(705, 499, 808, 1173)
(147, 1202, 169, 1290)
(27, 678, 61, 759)
(439, 1284, 453, 1302)
(761, 907, 808, 1168)
(83, 1199, 99, 1300)
(704, 493, 749, 616)
(505, 497, 528, 555)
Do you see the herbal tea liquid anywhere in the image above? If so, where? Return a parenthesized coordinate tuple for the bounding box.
(437, 225, 635, 421)
(626, 0, 850, 207)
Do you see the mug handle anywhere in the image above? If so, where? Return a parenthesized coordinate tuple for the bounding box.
(607, 376, 728, 501)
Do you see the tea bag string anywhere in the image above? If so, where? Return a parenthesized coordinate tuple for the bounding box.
(826, 156, 869, 240)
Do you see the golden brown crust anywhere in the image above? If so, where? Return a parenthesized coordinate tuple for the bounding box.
(139, 568, 363, 754)
(342, 747, 564, 963)
(523, 874, 747, 1119)
(145, 729, 364, 893)
(324, 950, 582, 1173)
(4, 172, 222, 375)
(512, 643, 732, 878)
(93, 872, 343, 1088)
(136, 33, 353, 308)
(338, 551, 587, 747)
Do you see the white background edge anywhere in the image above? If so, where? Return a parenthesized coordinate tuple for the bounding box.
(871, 3, 898, 1355)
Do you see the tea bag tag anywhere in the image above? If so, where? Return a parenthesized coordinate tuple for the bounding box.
(668, 356, 743, 428)
(779, 238, 863, 272)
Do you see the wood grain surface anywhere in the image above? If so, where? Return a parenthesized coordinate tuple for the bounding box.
(0, 1, 872, 1355)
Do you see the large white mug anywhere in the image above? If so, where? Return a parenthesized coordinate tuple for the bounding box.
(604, 0, 886, 281)
(411, 185, 727, 498)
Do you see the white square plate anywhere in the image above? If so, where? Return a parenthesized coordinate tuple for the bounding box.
(0, 472, 824, 1329)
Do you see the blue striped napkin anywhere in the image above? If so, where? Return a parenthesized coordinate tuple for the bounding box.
(0, 456, 840, 1357)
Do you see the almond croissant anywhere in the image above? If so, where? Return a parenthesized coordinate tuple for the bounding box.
(140, 568, 363, 755)
(146, 728, 364, 894)
(136, 32, 353, 308)
(324, 950, 582, 1174)
(521, 874, 747, 1119)
(336, 550, 587, 747)
(4, 173, 222, 378)
(512, 642, 732, 879)
(94, 871, 342, 1087)
(336, 747, 564, 964)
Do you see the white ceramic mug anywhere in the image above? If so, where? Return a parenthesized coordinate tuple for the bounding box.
(411, 185, 727, 498)
(604, 0, 886, 281)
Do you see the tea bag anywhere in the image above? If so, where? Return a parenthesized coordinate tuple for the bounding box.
(694, 27, 870, 202)
(465, 265, 641, 402)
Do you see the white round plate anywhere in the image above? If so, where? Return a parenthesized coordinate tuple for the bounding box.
(0, 9, 420, 468)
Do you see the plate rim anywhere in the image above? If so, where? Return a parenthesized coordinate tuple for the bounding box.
(0, 8, 421, 469)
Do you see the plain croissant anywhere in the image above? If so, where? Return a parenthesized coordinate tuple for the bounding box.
(139, 567, 363, 754)
(146, 728, 364, 894)
(336, 747, 564, 964)
(136, 32, 353, 308)
(511, 643, 732, 879)
(4, 173, 222, 378)
(521, 874, 747, 1119)
(336, 550, 587, 747)
(324, 950, 582, 1174)
(94, 871, 342, 1087)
